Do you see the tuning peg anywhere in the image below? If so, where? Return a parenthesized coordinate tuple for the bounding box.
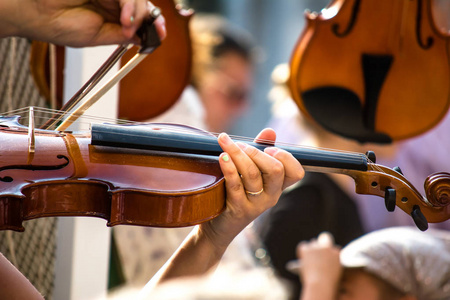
(365, 151, 376, 163)
(384, 188, 396, 212)
(411, 205, 428, 231)
(393, 166, 403, 175)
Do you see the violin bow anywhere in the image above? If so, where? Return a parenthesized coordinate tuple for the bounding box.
(41, 7, 162, 131)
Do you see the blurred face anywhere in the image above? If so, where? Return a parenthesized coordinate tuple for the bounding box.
(198, 52, 252, 133)
(337, 269, 384, 300)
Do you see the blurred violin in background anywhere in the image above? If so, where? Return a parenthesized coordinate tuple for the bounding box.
(29, 42, 65, 109)
(289, 0, 450, 143)
(118, 0, 194, 121)
(29, 0, 193, 121)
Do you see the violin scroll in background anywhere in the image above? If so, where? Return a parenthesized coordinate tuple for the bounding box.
(289, 0, 450, 144)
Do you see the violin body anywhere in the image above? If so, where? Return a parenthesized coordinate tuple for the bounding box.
(118, 0, 193, 121)
(0, 117, 225, 231)
(289, 0, 450, 143)
(29, 41, 65, 109)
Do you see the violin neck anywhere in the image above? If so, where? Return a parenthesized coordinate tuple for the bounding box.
(91, 124, 368, 172)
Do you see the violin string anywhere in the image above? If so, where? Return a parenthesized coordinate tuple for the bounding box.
(0, 106, 373, 157)
(0, 106, 136, 126)
(90, 126, 371, 165)
(0, 106, 377, 165)
(7, 108, 366, 167)
(3, 107, 372, 165)
(6, 37, 17, 112)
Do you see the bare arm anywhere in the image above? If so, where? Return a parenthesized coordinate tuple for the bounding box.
(0, 253, 44, 300)
(142, 128, 305, 292)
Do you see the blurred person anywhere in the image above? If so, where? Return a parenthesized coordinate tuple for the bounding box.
(138, 264, 289, 300)
(257, 62, 450, 299)
(150, 13, 257, 133)
(188, 13, 256, 133)
(109, 265, 289, 300)
(109, 225, 450, 300)
(258, 63, 389, 299)
(297, 228, 450, 300)
(432, 0, 450, 34)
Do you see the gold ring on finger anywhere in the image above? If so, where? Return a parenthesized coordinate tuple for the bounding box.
(245, 188, 264, 196)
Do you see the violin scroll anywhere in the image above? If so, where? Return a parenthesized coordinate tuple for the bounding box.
(425, 172, 450, 207)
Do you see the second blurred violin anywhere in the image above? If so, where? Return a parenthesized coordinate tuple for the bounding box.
(118, 0, 194, 121)
(289, 0, 450, 143)
(29, 41, 65, 109)
(30, 0, 193, 122)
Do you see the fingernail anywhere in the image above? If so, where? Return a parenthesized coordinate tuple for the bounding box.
(264, 147, 278, 156)
(222, 153, 230, 162)
(130, 16, 135, 24)
(219, 133, 232, 145)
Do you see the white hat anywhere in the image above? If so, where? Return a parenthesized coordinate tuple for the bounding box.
(340, 227, 450, 300)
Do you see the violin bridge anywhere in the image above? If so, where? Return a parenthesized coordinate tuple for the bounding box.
(27, 106, 35, 164)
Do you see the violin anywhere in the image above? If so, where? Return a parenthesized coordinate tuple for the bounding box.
(29, 41, 65, 109)
(0, 107, 448, 232)
(289, 0, 450, 143)
(118, 0, 194, 121)
(29, 0, 193, 120)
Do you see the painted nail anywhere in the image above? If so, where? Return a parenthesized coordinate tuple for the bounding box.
(130, 16, 135, 24)
(222, 153, 230, 162)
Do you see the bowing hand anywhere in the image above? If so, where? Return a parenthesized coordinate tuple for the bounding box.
(7, 0, 166, 47)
